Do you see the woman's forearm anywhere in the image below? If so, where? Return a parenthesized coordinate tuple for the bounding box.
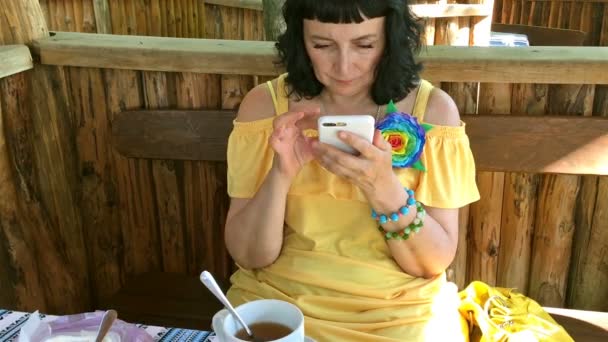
(386, 214, 457, 278)
(225, 165, 292, 269)
(364, 175, 458, 278)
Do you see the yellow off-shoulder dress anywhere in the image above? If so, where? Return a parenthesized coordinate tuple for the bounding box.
(225, 74, 480, 341)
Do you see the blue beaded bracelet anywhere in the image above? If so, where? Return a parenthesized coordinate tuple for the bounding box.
(371, 188, 426, 240)
(371, 188, 416, 224)
(379, 202, 426, 240)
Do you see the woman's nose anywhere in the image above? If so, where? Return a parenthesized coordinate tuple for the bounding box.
(334, 50, 352, 76)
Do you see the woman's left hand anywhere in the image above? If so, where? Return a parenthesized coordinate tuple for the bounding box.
(312, 130, 396, 194)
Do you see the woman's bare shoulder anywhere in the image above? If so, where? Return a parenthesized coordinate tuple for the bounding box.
(236, 80, 278, 123)
(424, 87, 461, 127)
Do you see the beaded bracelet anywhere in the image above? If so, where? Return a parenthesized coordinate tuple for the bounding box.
(371, 188, 426, 240)
(378, 202, 425, 240)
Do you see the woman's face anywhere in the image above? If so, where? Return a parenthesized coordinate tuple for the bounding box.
(303, 17, 386, 97)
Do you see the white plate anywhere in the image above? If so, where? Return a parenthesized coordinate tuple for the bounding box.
(304, 337, 316, 342)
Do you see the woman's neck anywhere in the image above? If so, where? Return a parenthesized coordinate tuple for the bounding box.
(318, 89, 378, 115)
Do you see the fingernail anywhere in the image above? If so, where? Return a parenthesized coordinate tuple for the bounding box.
(338, 132, 346, 139)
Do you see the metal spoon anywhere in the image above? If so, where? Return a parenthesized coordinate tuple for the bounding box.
(94, 309, 117, 342)
(200, 271, 260, 342)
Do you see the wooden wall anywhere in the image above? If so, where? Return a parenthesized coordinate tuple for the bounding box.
(0, 0, 605, 315)
(490, 0, 608, 311)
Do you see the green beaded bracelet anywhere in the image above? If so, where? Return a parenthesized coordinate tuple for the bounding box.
(378, 202, 426, 240)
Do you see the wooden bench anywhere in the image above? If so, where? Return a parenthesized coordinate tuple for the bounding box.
(106, 109, 608, 340)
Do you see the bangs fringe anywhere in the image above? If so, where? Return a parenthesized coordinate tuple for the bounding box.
(294, 0, 387, 24)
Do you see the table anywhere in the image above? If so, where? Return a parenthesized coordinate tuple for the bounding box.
(0, 309, 217, 342)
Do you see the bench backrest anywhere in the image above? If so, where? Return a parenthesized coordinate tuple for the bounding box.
(112, 110, 608, 176)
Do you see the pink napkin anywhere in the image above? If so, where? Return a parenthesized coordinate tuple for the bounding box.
(19, 310, 154, 342)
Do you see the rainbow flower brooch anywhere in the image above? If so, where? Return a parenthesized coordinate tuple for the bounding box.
(376, 101, 433, 171)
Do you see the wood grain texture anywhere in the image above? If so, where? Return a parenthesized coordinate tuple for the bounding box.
(92, 0, 112, 33)
(205, 0, 263, 11)
(105, 69, 162, 278)
(262, 0, 285, 41)
(497, 173, 538, 293)
(411, 4, 492, 18)
(111, 110, 608, 175)
(467, 73, 510, 286)
(568, 176, 608, 311)
(142, 70, 188, 275)
(0, 45, 33, 79)
(0, 0, 90, 313)
(492, 0, 608, 310)
(496, 81, 546, 294)
(529, 175, 580, 306)
(67, 66, 124, 306)
(467, 172, 504, 286)
(32, 32, 608, 83)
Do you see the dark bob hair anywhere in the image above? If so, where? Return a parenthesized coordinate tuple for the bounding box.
(276, 0, 423, 105)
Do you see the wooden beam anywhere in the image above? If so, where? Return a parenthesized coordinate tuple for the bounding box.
(33, 32, 608, 84)
(464, 115, 608, 175)
(0, 45, 33, 79)
(204, 0, 263, 11)
(410, 4, 492, 18)
(112, 110, 237, 162)
(34, 32, 281, 76)
(111, 110, 608, 176)
(421, 45, 608, 84)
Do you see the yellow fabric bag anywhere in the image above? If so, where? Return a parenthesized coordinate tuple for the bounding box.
(459, 281, 573, 341)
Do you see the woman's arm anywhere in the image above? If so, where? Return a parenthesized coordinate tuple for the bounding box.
(224, 83, 319, 270)
(313, 88, 463, 278)
(369, 88, 462, 278)
(225, 166, 292, 270)
(224, 84, 290, 269)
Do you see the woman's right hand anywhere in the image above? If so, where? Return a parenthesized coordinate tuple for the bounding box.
(269, 110, 319, 180)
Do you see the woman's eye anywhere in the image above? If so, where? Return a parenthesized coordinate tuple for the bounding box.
(313, 44, 330, 49)
(359, 44, 374, 49)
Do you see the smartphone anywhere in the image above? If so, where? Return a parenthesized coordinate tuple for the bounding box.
(318, 115, 375, 154)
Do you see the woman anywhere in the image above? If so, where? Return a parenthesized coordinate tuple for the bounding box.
(223, 1, 479, 340)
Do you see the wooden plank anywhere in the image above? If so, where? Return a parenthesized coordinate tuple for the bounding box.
(545, 307, 608, 341)
(467, 172, 503, 286)
(205, 0, 263, 11)
(0, 45, 33, 79)
(467, 69, 508, 286)
(410, 4, 492, 18)
(105, 69, 162, 278)
(495, 81, 546, 294)
(112, 110, 235, 161)
(451, 204, 469, 290)
(111, 110, 608, 175)
(262, 0, 285, 41)
(142, 70, 188, 275)
(569, 176, 608, 311)
(0, 0, 90, 314)
(70, 0, 84, 33)
(497, 172, 537, 293)
(66, 66, 124, 306)
(466, 115, 608, 175)
(529, 175, 580, 307)
(102, 272, 226, 330)
(93, 0, 112, 34)
(32, 32, 608, 84)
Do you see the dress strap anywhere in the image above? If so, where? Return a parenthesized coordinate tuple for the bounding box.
(266, 80, 279, 116)
(265, 73, 289, 116)
(412, 80, 434, 121)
